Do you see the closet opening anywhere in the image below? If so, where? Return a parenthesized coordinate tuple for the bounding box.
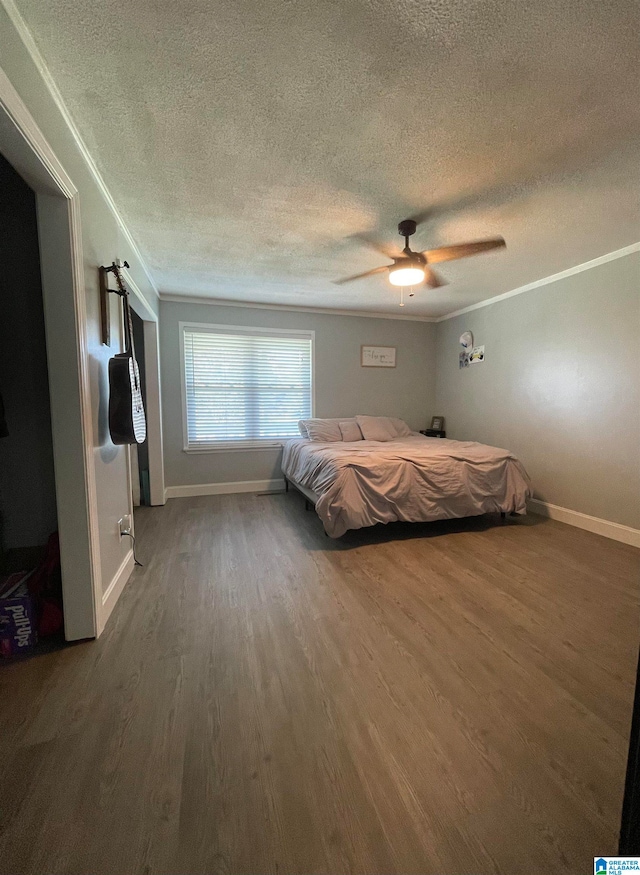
(0, 153, 63, 652)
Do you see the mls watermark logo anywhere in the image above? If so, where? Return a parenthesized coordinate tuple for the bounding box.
(595, 857, 640, 873)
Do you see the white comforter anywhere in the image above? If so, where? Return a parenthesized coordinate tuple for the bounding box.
(281, 434, 531, 537)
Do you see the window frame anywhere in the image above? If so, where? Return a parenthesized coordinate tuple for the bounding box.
(179, 321, 315, 453)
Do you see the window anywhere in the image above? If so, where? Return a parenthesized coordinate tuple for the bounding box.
(181, 323, 314, 450)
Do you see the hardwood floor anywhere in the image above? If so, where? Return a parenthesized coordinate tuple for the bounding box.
(1, 493, 639, 875)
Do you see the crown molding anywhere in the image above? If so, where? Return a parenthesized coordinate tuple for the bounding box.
(435, 242, 640, 322)
(159, 293, 438, 322)
(1, 0, 159, 299)
(148, 240, 640, 325)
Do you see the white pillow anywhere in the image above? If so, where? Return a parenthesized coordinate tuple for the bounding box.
(297, 420, 309, 437)
(304, 418, 343, 442)
(389, 417, 412, 437)
(355, 415, 398, 442)
(339, 420, 362, 441)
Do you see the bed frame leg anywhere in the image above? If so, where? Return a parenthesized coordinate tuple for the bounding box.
(305, 499, 311, 511)
(284, 477, 289, 493)
(500, 511, 506, 522)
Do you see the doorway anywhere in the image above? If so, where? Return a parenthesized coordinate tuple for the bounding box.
(0, 68, 100, 639)
(0, 152, 63, 642)
(119, 275, 165, 509)
(130, 307, 151, 507)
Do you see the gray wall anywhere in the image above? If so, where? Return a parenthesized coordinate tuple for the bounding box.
(160, 300, 436, 487)
(435, 252, 640, 529)
(0, 153, 57, 550)
(1, 6, 159, 597)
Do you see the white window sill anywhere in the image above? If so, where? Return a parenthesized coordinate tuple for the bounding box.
(184, 441, 287, 454)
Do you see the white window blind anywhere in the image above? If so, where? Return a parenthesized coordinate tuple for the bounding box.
(182, 324, 313, 449)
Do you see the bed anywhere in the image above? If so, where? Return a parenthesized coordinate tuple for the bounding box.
(281, 426, 531, 538)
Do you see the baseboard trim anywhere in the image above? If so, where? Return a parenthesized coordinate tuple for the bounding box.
(165, 478, 286, 499)
(527, 499, 640, 548)
(98, 549, 134, 634)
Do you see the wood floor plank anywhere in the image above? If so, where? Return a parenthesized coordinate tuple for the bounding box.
(0, 493, 638, 874)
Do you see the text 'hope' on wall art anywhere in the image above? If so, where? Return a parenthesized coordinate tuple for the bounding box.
(361, 346, 397, 368)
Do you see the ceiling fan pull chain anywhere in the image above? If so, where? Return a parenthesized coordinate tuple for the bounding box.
(400, 287, 404, 307)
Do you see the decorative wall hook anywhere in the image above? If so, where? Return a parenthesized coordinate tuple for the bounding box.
(99, 260, 130, 345)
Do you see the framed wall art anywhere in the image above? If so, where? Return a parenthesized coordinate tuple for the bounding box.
(361, 345, 396, 368)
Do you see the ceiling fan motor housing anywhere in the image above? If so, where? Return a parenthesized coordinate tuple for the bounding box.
(398, 219, 417, 239)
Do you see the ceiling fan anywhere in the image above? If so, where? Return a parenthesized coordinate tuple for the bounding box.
(334, 218, 506, 300)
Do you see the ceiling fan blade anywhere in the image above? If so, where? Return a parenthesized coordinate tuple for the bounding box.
(422, 237, 506, 264)
(424, 266, 447, 288)
(332, 264, 390, 285)
(349, 232, 402, 260)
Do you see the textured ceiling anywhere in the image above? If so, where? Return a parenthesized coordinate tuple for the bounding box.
(14, 0, 640, 316)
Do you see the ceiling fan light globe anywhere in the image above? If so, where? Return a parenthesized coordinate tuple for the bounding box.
(389, 265, 425, 287)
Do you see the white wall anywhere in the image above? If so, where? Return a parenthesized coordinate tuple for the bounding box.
(160, 300, 436, 488)
(0, 6, 159, 602)
(435, 251, 640, 530)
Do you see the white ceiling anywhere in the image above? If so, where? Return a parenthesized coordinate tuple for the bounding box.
(14, 0, 640, 317)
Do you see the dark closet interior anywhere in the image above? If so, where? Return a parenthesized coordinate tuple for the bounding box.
(0, 152, 62, 651)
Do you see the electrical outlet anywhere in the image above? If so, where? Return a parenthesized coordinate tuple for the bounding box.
(118, 515, 132, 537)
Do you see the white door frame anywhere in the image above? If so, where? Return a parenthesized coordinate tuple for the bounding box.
(142, 319, 166, 506)
(0, 66, 101, 639)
